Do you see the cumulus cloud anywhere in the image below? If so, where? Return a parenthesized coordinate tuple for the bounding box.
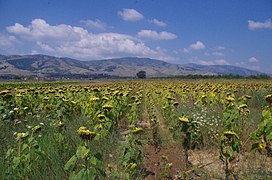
(0, 34, 19, 48)
(80, 19, 107, 31)
(190, 57, 229, 65)
(149, 19, 167, 27)
(183, 41, 205, 52)
(37, 41, 55, 52)
(137, 30, 177, 40)
(118, 8, 144, 22)
(6, 19, 173, 60)
(248, 19, 272, 30)
(248, 56, 258, 63)
(0, 33, 20, 53)
(6, 19, 84, 42)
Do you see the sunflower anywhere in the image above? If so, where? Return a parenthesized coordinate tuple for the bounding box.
(97, 114, 106, 119)
(179, 117, 190, 123)
(32, 125, 42, 133)
(131, 127, 143, 134)
(102, 104, 113, 110)
(265, 94, 272, 104)
(258, 143, 266, 150)
(225, 96, 235, 102)
(16, 132, 29, 141)
(77, 126, 96, 140)
(224, 131, 238, 138)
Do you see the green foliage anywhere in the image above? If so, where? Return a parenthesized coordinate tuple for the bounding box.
(119, 134, 143, 179)
(251, 95, 272, 157)
(136, 71, 146, 79)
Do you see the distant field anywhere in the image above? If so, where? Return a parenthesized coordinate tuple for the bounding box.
(1, 79, 272, 179)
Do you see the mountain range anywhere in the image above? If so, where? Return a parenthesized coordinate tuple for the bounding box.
(0, 54, 265, 78)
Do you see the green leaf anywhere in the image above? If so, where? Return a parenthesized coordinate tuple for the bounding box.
(251, 143, 259, 150)
(94, 152, 103, 161)
(5, 148, 14, 158)
(64, 155, 77, 171)
(76, 145, 90, 159)
(71, 168, 96, 180)
(12, 157, 20, 168)
(22, 143, 28, 151)
(87, 167, 96, 180)
(262, 110, 271, 119)
(232, 143, 240, 153)
(267, 132, 272, 141)
(89, 156, 97, 165)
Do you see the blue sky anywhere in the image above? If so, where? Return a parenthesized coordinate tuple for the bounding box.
(0, 0, 272, 73)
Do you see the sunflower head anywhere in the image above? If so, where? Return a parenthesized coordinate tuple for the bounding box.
(258, 142, 266, 150)
(77, 126, 96, 141)
(16, 132, 29, 141)
(32, 125, 42, 133)
(265, 94, 272, 104)
(102, 104, 113, 110)
(131, 127, 143, 134)
(224, 131, 238, 139)
(179, 117, 190, 123)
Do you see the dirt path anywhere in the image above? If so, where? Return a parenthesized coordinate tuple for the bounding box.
(141, 87, 185, 179)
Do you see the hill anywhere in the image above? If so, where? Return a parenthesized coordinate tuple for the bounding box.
(183, 63, 264, 76)
(0, 54, 265, 78)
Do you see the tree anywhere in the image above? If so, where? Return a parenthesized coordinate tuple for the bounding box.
(136, 71, 146, 79)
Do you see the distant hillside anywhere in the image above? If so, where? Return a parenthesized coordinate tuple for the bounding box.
(0, 54, 265, 78)
(183, 63, 264, 76)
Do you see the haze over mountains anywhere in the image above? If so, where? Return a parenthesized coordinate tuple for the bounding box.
(0, 54, 265, 78)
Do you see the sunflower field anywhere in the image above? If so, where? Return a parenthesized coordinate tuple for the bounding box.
(1, 79, 272, 179)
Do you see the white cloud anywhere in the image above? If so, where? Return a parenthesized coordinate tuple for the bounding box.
(183, 41, 205, 53)
(37, 41, 55, 52)
(0, 34, 19, 48)
(118, 8, 144, 22)
(190, 57, 229, 65)
(6, 19, 173, 60)
(190, 41, 205, 50)
(248, 19, 272, 30)
(212, 51, 224, 56)
(137, 30, 177, 40)
(216, 46, 225, 50)
(248, 56, 258, 63)
(31, 50, 39, 55)
(0, 33, 20, 53)
(80, 19, 107, 31)
(7, 19, 83, 42)
(149, 19, 167, 27)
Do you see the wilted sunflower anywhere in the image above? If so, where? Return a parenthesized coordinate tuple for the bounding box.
(97, 114, 106, 119)
(0, 90, 11, 96)
(77, 126, 96, 141)
(56, 121, 64, 127)
(224, 131, 238, 139)
(89, 96, 100, 102)
(16, 132, 29, 141)
(238, 104, 249, 113)
(43, 104, 51, 111)
(242, 95, 252, 100)
(265, 94, 272, 104)
(225, 96, 235, 102)
(131, 127, 143, 134)
(32, 125, 42, 133)
(258, 142, 266, 150)
(173, 101, 179, 106)
(102, 104, 113, 110)
(179, 117, 190, 123)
